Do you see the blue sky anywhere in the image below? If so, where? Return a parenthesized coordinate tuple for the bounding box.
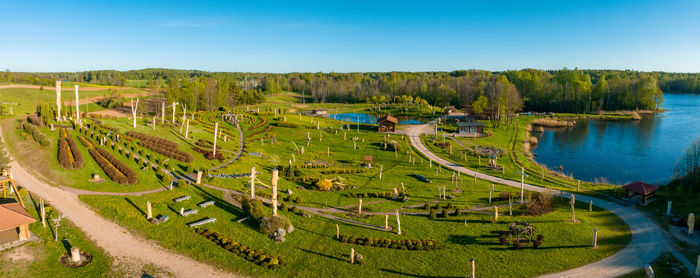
(1, 0, 699, 73)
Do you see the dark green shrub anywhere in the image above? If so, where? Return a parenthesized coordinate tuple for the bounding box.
(429, 208, 436, 219)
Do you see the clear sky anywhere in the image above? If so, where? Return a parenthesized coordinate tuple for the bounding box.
(1, 0, 699, 73)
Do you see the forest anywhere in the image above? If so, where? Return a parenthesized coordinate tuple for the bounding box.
(0, 68, 691, 113)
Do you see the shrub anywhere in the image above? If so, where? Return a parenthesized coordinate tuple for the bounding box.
(315, 179, 333, 191)
(194, 228, 284, 269)
(161, 174, 172, 185)
(523, 192, 555, 216)
(177, 179, 187, 187)
(259, 216, 292, 236)
(338, 235, 441, 250)
(276, 122, 299, 128)
(429, 208, 436, 219)
(441, 209, 449, 218)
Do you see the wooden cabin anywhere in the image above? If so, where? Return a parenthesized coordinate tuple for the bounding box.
(377, 115, 398, 132)
(311, 109, 328, 116)
(457, 120, 484, 135)
(0, 200, 35, 245)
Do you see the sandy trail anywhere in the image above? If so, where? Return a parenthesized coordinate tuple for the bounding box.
(1, 128, 241, 277)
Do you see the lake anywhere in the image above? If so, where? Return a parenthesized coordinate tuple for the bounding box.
(329, 113, 429, 125)
(532, 93, 700, 185)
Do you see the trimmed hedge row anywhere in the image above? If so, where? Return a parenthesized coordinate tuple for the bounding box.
(275, 122, 299, 128)
(195, 139, 221, 150)
(57, 129, 84, 169)
(194, 228, 287, 269)
(126, 131, 178, 148)
(137, 138, 193, 163)
(339, 235, 441, 250)
(321, 168, 367, 174)
(88, 146, 138, 185)
(248, 117, 268, 131)
(246, 125, 273, 138)
(21, 121, 50, 146)
(346, 191, 406, 199)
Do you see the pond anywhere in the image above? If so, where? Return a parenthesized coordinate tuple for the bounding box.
(328, 113, 429, 124)
(532, 93, 700, 185)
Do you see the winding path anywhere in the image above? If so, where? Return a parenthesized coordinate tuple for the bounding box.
(406, 121, 669, 278)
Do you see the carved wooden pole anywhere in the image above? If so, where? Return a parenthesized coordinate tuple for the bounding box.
(40, 198, 46, 227)
(470, 259, 476, 278)
(271, 169, 279, 216)
(185, 120, 190, 139)
(212, 122, 218, 157)
(589, 200, 593, 212)
(350, 248, 355, 264)
(395, 209, 402, 235)
(55, 81, 62, 121)
(592, 228, 598, 248)
(146, 201, 152, 220)
(385, 215, 389, 230)
(358, 199, 363, 214)
(161, 101, 165, 124)
(250, 167, 256, 199)
(74, 85, 80, 122)
(336, 223, 340, 239)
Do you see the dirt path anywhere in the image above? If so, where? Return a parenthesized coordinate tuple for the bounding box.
(1, 129, 240, 278)
(406, 121, 668, 278)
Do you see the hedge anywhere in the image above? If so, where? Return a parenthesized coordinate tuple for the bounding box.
(194, 228, 287, 269)
(57, 129, 84, 169)
(338, 235, 441, 251)
(21, 120, 50, 146)
(88, 146, 138, 185)
(346, 191, 406, 199)
(137, 138, 193, 163)
(275, 122, 299, 128)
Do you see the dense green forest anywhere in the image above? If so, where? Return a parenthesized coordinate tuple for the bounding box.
(2, 68, 694, 113)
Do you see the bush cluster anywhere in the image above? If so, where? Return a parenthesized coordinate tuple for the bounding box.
(523, 192, 555, 216)
(275, 122, 299, 128)
(21, 120, 50, 146)
(282, 195, 304, 204)
(134, 136, 194, 163)
(436, 142, 451, 148)
(320, 168, 366, 174)
(57, 129, 84, 169)
(194, 228, 287, 269)
(346, 191, 406, 199)
(88, 147, 138, 184)
(339, 235, 441, 251)
(193, 146, 225, 161)
(195, 139, 221, 150)
(126, 131, 178, 148)
(248, 117, 268, 131)
(28, 114, 44, 126)
(246, 125, 273, 139)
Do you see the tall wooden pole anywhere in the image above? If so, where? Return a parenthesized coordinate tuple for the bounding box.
(271, 169, 279, 216)
(74, 85, 80, 122)
(212, 122, 218, 157)
(250, 167, 256, 199)
(55, 81, 62, 121)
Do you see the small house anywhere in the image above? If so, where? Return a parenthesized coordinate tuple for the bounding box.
(0, 200, 35, 245)
(311, 109, 328, 116)
(457, 120, 484, 135)
(377, 115, 398, 132)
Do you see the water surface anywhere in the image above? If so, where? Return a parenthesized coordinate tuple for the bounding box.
(532, 93, 700, 184)
(329, 113, 429, 125)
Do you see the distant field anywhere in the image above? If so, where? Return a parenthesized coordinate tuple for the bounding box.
(0, 87, 146, 115)
(123, 80, 148, 88)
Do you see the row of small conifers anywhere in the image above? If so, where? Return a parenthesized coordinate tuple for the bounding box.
(194, 228, 287, 269)
(78, 129, 138, 185)
(57, 128, 84, 169)
(126, 131, 193, 163)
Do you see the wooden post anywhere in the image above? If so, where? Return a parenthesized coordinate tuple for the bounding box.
(327, 146, 330, 156)
(350, 248, 355, 264)
(474, 173, 477, 183)
(492, 206, 498, 223)
(478, 155, 481, 166)
(666, 201, 672, 215)
(577, 180, 580, 192)
(336, 223, 340, 240)
(212, 122, 219, 157)
(589, 200, 593, 212)
(509, 196, 513, 216)
(184, 119, 189, 138)
(695, 254, 700, 276)
(152, 116, 156, 130)
(592, 228, 598, 248)
(385, 215, 389, 230)
(75, 85, 80, 122)
(379, 165, 383, 180)
(147, 201, 152, 220)
(40, 198, 46, 227)
(162, 102, 165, 124)
(358, 199, 362, 214)
(55, 81, 62, 121)
(250, 167, 256, 199)
(488, 187, 492, 203)
(395, 209, 402, 235)
(271, 169, 279, 216)
(71, 246, 81, 262)
(470, 259, 476, 278)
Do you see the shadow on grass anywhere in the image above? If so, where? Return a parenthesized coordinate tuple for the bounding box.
(380, 268, 463, 278)
(125, 197, 146, 217)
(189, 184, 254, 229)
(297, 247, 346, 263)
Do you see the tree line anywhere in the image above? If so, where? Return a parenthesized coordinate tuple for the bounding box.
(2, 68, 692, 113)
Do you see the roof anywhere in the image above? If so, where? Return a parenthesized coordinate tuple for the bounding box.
(623, 181, 659, 195)
(0, 200, 36, 231)
(377, 115, 398, 124)
(457, 121, 485, 127)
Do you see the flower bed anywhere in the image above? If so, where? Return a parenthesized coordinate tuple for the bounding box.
(338, 235, 441, 251)
(248, 117, 268, 131)
(246, 126, 273, 138)
(194, 228, 287, 269)
(58, 129, 84, 169)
